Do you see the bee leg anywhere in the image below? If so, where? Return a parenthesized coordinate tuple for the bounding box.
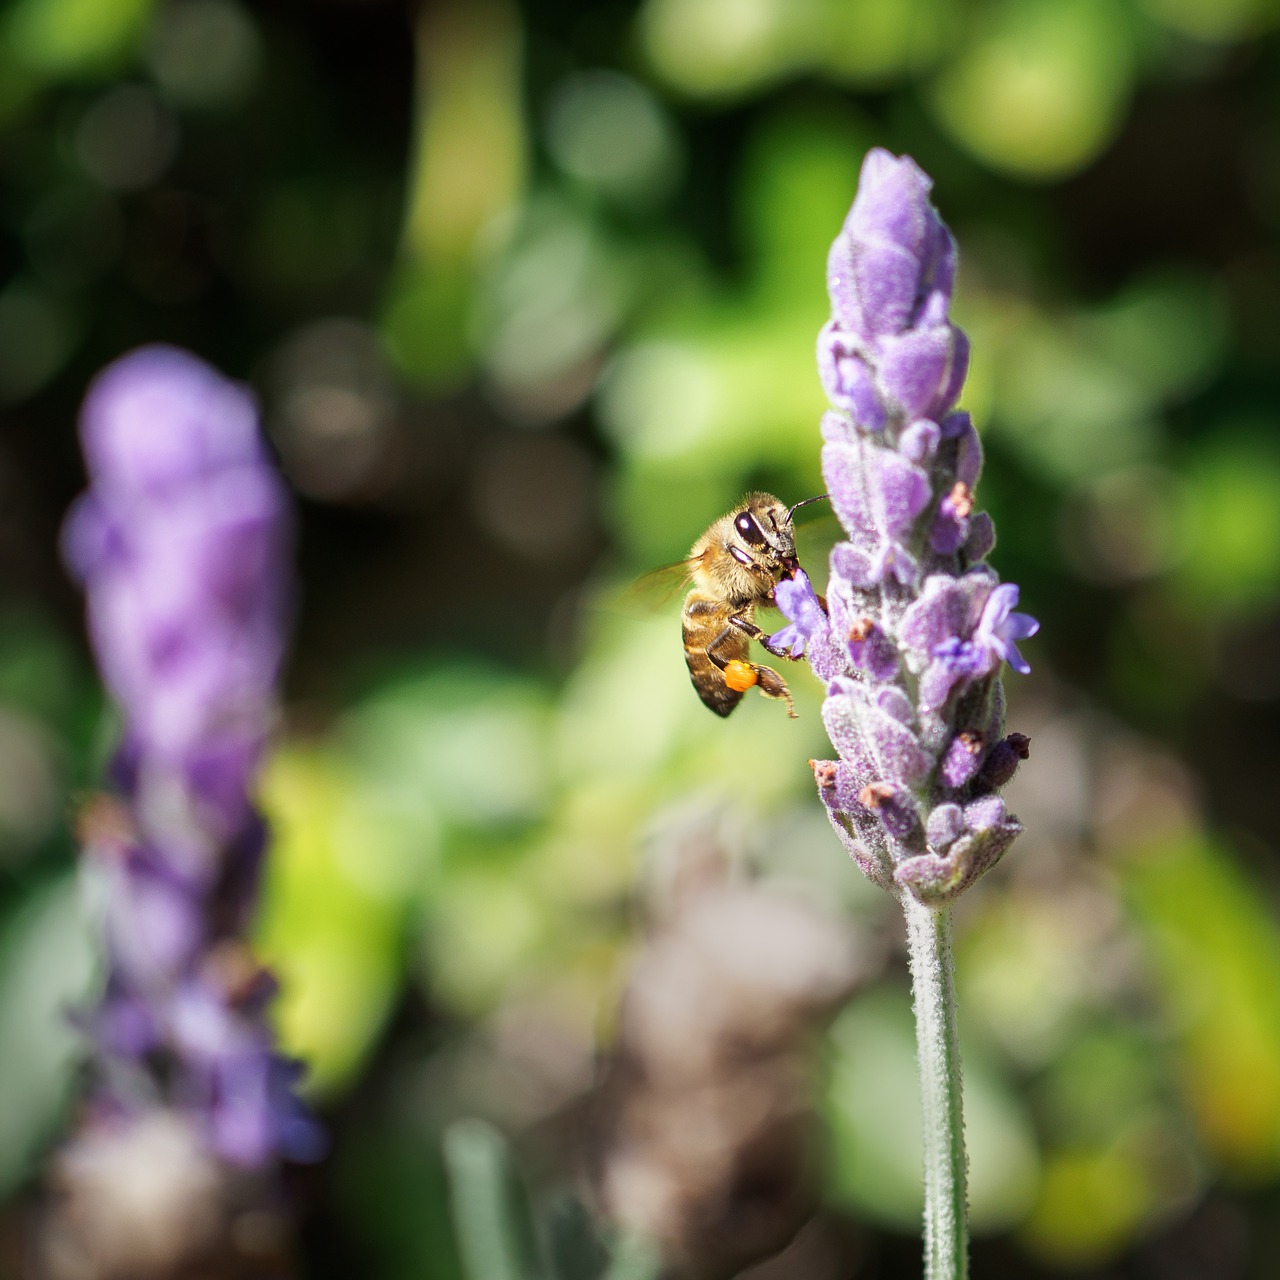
(708, 625, 797, 719)
(728, 615, 803, 662)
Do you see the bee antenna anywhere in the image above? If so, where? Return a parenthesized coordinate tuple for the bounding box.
(785, 494, 830, 525)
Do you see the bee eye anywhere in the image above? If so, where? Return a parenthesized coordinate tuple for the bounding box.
(735, 512, 765, 545)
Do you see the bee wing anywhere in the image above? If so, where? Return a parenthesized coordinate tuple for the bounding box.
(600, 553, 705, 617)
(637, 555, 699, 598)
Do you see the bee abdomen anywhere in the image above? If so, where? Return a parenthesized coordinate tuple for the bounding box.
(682, 593, 749, 717)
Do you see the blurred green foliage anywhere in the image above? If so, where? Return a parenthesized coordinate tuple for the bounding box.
(3, 0, 1280, 1275)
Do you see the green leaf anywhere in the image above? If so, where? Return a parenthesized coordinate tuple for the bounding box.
(444, 1118, 544, 1280)
(0, 873, 97, 1195)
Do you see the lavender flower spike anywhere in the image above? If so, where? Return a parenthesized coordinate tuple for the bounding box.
(774, 149, 1036, 907)
(772, 148, 1037, 1280)
(61, 346, 321, 1177)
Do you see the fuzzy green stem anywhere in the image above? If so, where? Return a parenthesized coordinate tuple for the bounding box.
(902, 893, 968, 1280)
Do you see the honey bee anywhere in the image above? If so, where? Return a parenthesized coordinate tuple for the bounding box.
(680, 492, 821, 718)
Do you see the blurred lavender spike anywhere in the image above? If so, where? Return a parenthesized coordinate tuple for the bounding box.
(61, 345, 321, 1174)
(772, 149, 1037, 907)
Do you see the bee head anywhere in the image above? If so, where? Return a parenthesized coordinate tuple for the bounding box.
(730, 493, 799, 578)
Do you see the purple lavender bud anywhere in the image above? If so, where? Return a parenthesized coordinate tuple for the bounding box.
(964, 511, 996, 561)
(848, 618, 899, 681)
(950, 412, 983, 486)
(963, 795, 1007, 832)
(826, 149, 957, 341)
(818, 325, 888, 430)
(858, 782, 925, 851)
(899, 418, 941, 464)
(929, 482, 974, 556)
(876, 315, 970, 421)
(62, 346, 315, 1172)
(973, 732, 1030, 793)
(864, 706, 929, 787)
(91, 983, 160, 1059)
(779, 151, 1037, 905)
(876, 685, 914, 723)
(823, 437, 931, 588)
(897, 793, 1025, 902)
(925, 803, 965, 850)
(939, 731, 985, 789)
(812, 759, 895, 890)
(898, 570, 996, 671)
(106, 847, 205, 984)
(73, 348, 266, 497)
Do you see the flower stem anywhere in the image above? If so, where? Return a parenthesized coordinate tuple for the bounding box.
(902, 892, 969, 1280)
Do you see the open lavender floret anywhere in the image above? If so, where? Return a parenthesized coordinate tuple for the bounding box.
(63, 346, 321, 1167)
(772, 150, 1037, 906)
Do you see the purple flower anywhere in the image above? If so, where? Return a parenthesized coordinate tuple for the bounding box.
(777, 151, 1036, 905)
(63, 346, 315, 1171)
(769, 570, 829, 657)
(974, 583, 1039, 676)
(64, 348, 291, 846)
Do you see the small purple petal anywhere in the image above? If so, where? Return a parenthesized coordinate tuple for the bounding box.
(898, 570, 994, 671)
(974, 583, 1039, 676)
(771, 570, 830, 658)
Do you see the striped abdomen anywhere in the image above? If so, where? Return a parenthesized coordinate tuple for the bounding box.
(682, 591, 751, 717)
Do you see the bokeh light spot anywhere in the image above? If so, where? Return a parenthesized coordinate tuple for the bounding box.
(146, 0, 262, 110)
(928, 0, 1135, 179)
